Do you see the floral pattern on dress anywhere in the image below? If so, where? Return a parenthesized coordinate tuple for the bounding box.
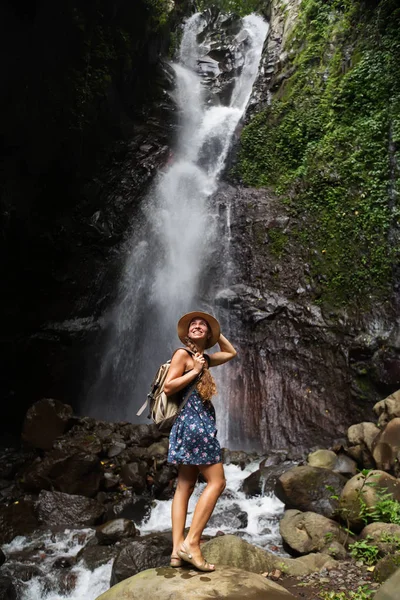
(168, 389, 221, 465)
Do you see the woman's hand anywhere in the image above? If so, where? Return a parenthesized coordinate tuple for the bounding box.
(192, 352, 206, 374)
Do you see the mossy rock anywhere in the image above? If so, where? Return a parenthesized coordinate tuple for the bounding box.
(374, 553, 400, 584)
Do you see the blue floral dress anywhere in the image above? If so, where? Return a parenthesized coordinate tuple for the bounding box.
(168, 388, 221, 465)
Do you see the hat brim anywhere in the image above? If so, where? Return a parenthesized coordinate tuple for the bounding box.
(177, 311, 220, 349)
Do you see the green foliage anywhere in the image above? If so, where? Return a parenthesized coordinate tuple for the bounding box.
(145, 0, 174, 28)
(197, 0, 262, 17)
(236, 0, 400, 307)
(268, 229, 288, 257)
(349, 536, 379, 565)
(319, 586, 374, 600)
(369, 491, 400, 525)
(379, 531, 400, 548)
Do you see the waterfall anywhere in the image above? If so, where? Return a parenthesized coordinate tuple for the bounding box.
(83, 13, 268, 431)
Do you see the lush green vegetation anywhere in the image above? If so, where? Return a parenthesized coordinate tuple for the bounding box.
(349, 536, 380, 565)
(236, 0, 400, 307)
(197, 0, 262, 17)
(319, 587, 374, 600)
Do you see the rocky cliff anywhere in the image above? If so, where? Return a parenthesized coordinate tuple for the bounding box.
(211, 0, 400, 451)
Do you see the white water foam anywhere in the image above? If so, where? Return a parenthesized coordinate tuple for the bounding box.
(140, 463, 284, 552)
(84, 12, 269, 426)
(2, 528, 113, 600)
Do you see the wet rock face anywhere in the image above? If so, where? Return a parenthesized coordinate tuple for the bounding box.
(36, 490, 105, 527)
(188, 10, 252, 106)
(210, 183, 400, 451)
(110, 533, 172, 585)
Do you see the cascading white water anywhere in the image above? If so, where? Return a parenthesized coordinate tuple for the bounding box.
(83, 13, 268, 429)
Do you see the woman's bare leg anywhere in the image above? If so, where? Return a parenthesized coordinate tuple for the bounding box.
(171, 465, 199, 557)
(182, 462, 226, 567)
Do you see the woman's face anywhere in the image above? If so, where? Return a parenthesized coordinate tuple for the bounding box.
(188, 318, 210, 344)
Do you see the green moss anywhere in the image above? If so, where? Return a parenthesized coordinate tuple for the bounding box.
(236, 0, 400, 308)
(268, 229, 288, 257)
(197, 0, 262, 17)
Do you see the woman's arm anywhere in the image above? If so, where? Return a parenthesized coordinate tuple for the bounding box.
(164, 349, 205, 396)
(208, 334, 237, 367)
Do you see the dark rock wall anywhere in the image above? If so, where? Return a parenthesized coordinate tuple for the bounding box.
(213, 184, 399, 451)
(0, 0, 189, 434)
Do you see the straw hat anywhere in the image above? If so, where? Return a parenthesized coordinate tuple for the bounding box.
(177, 311, 220, 349)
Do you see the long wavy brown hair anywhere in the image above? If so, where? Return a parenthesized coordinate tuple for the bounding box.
(184, 335, 217, 402)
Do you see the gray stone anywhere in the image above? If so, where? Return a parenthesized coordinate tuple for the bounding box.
(97, 566, 295, 600)
(279, 509, 347, 555)
(347, 422, 380, 452)
(374, 566, 400, 599)
(110, 534, 171, 585)
(96, 519, 136, 545)
(307, 450, 338, 470)
(275, 465, 346, 518)
(36, 490, 105, 527)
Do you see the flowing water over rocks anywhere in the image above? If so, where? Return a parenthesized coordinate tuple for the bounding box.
(1, 460, 284, 600)
(83, 12, 268, 426)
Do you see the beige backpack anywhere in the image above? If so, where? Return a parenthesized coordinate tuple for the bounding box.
(136, 348, 196, 432)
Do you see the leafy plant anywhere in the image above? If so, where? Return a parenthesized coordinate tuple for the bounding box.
(369, 492, 400, 525)
(379, 531, 400, 547)
(349, 536, 379, 565)
(319, 586, 374, 599)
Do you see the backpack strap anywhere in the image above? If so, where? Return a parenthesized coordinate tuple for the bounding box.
(136, 348, 196, 418)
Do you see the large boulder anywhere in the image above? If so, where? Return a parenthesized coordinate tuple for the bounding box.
(110, 534, 171, 585)
(21, 398, 73, 450)
(372, 418, 400, 473)
(97, 566, 295, 600)
(36, 490, 105, 527)
(283, 552, 338, 575)
(332, 453, 358, 476)
(375, 566, 400, 600)
(307, 450, 357, 477)
(201, 534, 337, 576)
(374, 554, 400, 584)
(359, 523, 400, 556)
(307, 450, 337, 470)
(374, 390, 400, 427)
(339, 470, 400, 531)
(22, 450, 103, 497)
(241, 462, 295, 497)
(96, 519, 136, 545)
(207, 504, 248, 530)
(279, 509, 347, 556)
(347, 422, 380, 453)
(274, 465, 347, 518)
(78, 544, 120, 571)
(222, 449, 254, 469)
(202, 534, 276, 574)
(0, 499, 38, 544)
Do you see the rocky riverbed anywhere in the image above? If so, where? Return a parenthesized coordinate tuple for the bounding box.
(1, 391, 400, 599)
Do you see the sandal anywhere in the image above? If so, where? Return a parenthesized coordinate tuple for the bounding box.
(177, 543, 215, 572)
(170, 555, 183, 568)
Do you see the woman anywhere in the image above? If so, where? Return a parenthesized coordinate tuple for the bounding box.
(164, 311, 237, 572)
